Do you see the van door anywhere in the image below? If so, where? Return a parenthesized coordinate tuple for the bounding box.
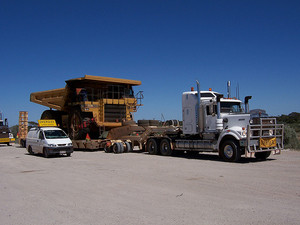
(36, 131, 45, 153)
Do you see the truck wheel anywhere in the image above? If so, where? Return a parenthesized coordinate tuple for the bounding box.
(27, 146, 33, 155)
(255, 151, 271, 160)
(220, 140, 241, 162)
(124, 141, 132, 152)
(66, 153, 71, 157)
(43, 148, 49, 158)
(147, 138, 159, 155)
(160, 139, 172, 156)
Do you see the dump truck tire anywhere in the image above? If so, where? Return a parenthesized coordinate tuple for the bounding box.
(149, 120, 160, 126)
(41, 110, 62, 126)
(68, 109, 90, 140)
(138, 120, 150, 126)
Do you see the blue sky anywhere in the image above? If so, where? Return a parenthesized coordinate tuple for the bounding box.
(1, 0, 299, 126)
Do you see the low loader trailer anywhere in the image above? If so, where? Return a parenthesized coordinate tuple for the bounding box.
(31, 76, 284, 162)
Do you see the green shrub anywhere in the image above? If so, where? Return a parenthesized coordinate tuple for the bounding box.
(284, 125, 300, 150)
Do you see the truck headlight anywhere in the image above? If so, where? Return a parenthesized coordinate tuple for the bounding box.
(67, 143, 73, 146)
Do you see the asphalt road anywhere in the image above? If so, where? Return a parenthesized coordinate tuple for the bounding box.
(1, 145, 300, 225)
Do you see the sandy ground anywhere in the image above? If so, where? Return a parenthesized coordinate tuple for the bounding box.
(0, 145, 300, 225)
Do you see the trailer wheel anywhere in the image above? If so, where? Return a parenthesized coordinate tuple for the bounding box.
(112, 143, 124, 154)
(124, 141, 132, 152)
(160, 139, 172, 156)
(147, 138, 159, 155)
(220, 140, 241, 162)
(104, 145, 112, 153)
(255, 151, 271, 160)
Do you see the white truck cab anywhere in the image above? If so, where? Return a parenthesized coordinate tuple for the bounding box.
(26, 120, 73, 157)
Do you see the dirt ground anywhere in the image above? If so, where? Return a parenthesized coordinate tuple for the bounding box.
(1, 145, 300, 225)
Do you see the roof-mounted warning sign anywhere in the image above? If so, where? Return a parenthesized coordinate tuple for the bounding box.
(38, 120, 57, 127)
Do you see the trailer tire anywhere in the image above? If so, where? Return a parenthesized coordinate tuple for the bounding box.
(160, 139, 172, 156)
(104, 145, 112, 153)
(124, 141, 132, 152)
(255, 151, 271, 160)
(147, 138, 159, 155)
(112, 143, 124, 154)
(149, 120, 160, 126)
(220, 140, 241, 162)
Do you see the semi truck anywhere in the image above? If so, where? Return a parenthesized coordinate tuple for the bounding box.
(0, 112, 15, 145)
(31, 75, 284, 162)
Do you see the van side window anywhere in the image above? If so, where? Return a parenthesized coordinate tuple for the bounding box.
(39, 131, 44, 139)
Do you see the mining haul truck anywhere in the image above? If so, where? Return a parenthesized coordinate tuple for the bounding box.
(0, 112, 15, 145)
(30, 75, 143, 147)
(104, 81, 284, 162)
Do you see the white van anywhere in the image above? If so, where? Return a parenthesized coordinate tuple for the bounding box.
(26, 127, 73, 157)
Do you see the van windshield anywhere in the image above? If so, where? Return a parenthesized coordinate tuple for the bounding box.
(44, 130, 68, 139)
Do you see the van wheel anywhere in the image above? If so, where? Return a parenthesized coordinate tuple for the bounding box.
(28, 146, 33, 155)
(220, 140, 241, 162)
(160, 139, 172, 156)
(66, 153, 71, 157)
(43, 148, 49, 158)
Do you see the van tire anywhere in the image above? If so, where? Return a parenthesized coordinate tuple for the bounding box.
(43, 148, 49, 158)
(28, 146, 33, 155)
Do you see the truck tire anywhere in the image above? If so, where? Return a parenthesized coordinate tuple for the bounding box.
(41, 110, 62, 127)
(160, 139, 172, 156)
(146, 138, 159, 155)
(255, 151, 271, 160)
(68, 109, 91, 140)
(220, 140, 241, 162)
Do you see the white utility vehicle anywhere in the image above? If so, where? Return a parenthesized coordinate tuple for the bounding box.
(26, 120, 73, 157)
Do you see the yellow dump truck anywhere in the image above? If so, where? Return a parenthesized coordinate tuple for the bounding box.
(30, 75, 143, 141)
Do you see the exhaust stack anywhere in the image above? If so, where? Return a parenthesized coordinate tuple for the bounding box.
(196, 81, 204, 133)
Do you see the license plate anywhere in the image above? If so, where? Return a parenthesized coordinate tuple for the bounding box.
(260, 137, 276, 148)
(60, 151, 66, 154)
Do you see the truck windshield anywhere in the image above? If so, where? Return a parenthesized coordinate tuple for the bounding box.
(221, 102, 244, 113)
(44, 130, 68, 139)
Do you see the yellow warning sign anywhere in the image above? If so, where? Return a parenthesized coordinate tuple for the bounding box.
(38, 120, 57, 127)
(260, 137, 276, 148)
